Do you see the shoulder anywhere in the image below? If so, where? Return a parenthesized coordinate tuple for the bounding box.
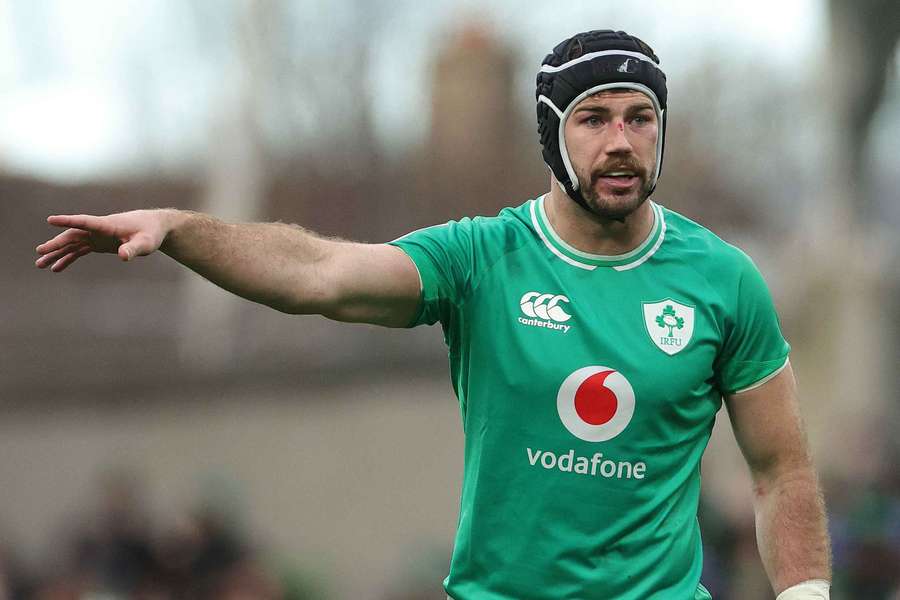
(467, 200, 536, 248)
(396, 199, 536, 252)
(468, 199, 536, 235)
(388, 198, 538, 284)
(660, 204, 760, 283)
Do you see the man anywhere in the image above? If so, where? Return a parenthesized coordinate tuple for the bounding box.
(36, 30, 830, 599)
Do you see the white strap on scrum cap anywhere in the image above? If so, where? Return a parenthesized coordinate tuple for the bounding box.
(538, 49, 658, 73)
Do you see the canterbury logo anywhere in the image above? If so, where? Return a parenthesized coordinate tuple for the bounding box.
(520, 292, 572, 322)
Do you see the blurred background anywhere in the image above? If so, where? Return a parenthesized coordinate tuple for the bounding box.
(1, 0, 899, 598)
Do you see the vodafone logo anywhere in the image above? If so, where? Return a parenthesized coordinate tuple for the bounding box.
(519, 292, 571, 322)
(557, 366, 635, 442)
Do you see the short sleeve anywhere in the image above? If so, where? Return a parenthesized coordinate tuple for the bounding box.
(387, 218, 475, 328)
(714, 253, 791, 395)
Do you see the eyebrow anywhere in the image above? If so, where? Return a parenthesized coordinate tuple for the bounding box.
(573, 103, 655, 116)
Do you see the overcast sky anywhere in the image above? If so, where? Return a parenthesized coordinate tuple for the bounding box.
(0, 0, 842, 181)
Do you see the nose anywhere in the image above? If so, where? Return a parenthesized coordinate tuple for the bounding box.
(603, 119, 634, 156)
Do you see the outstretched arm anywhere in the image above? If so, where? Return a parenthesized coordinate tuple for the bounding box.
(724, 362, 832, 598)
(35, 209, 421, 327)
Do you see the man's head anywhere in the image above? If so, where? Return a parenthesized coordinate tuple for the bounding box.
(536, 30, 667, 219)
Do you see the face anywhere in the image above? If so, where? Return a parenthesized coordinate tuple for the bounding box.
(563, 90, 659, 220)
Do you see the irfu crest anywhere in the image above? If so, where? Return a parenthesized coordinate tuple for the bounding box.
(642, 299, 695, 356)
(655, 305, 684, 338)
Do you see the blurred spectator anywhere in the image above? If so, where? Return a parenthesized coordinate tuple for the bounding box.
(0, 543, 32, 600)
(6, 452, 900, 598)
(13, 467, 299, 600)
(69, 468, 159, 596)
(828, 443, 900, 599)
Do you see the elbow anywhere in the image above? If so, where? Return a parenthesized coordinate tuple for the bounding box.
(246, 293, 302, 315)
(272, 297, 321, 316)
(270, 300, 301, 315)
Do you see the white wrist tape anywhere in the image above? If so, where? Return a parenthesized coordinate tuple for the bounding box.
(775, 579, 830, 600)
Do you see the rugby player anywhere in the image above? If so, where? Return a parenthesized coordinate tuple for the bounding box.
(36, 30, 831, 599)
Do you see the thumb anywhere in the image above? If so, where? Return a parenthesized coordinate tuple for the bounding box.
(118, 243, 136, 262)
(118, 234, 153, 262)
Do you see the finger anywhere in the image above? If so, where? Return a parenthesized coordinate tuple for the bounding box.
(47, 214, 114, 235)
(50, 246, 93, 272)
(36, 228, 89, 255)
(36, 242, 89, 268)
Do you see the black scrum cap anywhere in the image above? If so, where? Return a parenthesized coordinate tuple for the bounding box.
(536, 30, 668, 211)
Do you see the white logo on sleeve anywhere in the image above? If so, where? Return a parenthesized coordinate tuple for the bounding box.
(518, 291, 573, 332)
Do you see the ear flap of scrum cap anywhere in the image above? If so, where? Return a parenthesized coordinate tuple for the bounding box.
(536, 30, 668, 209)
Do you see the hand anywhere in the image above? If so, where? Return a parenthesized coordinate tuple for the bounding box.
(35, 210, 173, 272)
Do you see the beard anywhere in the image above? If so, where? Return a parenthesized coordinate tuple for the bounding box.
(574, 158, 654, 221)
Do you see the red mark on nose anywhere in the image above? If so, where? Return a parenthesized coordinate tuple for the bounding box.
(617, 122, 624, 132)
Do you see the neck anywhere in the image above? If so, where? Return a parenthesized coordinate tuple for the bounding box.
(544, 184, 655, 256)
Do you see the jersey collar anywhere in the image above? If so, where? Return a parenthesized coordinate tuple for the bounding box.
(529, 194, 666, 271)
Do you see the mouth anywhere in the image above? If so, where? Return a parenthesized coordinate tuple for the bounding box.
(595, 170, 640, 190)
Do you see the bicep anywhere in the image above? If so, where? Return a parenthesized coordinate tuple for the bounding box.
(318, 242, 422, 327)
(724, 362, 812, 484)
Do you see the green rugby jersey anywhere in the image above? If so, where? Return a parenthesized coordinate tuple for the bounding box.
(389, 195, 790, 600)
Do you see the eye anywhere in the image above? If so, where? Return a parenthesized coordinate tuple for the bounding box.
(584, 115, 601, 127)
